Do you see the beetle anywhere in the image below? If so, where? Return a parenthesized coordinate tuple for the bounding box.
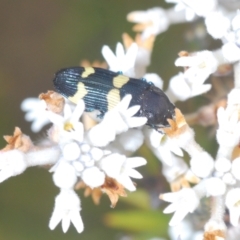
(53, 66, 175, 130)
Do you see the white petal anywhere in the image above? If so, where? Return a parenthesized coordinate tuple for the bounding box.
(117, 95, 132, 111)
(101, 45, 117, 68)
(163, 202, 178, 214)
(191, 84, 212, 97)
(125, 105, 141, 117)
(229, 208, 240, 226)
(71, 100, 85, 122)
(21, 98, 40, 110)
(49, 209, 62, 230)
(118, 175, 136, 191)
(70, 210, 84, 233)
(127, 169, 143, 179)
(125, 117, 147, 128)
(116, 43, 125, 62)
(62, 213, 71, 233)
(126, 157, 147, 168)
(161, 192, 178, 203)
(125, 43, 138, 67)
(169, 207, 189, 226)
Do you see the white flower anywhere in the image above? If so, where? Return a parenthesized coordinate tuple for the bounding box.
(190, 152, 214, 178)
(169, 220, 204, 240)
(127, 7, 170, 38)
(51, 160, 78, 189)
(143, 73, 163, 89)
(162, 155, 188, 183)
(182, 0, 217, 18)
(166, 72, 211, 102)
(215, 157, 231, 173)
(62, 142, 81, 161)
(175, 50, 218, 83)
(228, 88, 240, 106)
(0, 150, 27, 183)
(221, 42, 240, 63)
(205, 177, 226, 196)
(99, 153, 147, 191)
(146, 129, 183, 160)
(107, 129, 144, 155)
(49, 189, 84, 233)
(216, 107, 240, 148)
(81, 166, 105, 188)
(161, 188, 200, 226)
(225, 188, 240, 226)
(21, 98, 49, 132)
(231, 157, 240, 181)
(222, 173, 236, 185)
(205, 12, 230, 39)
(48, 100, 85, 143)
(101, 42, 138, 77)
(166, 0, 196, 21)
(87, 95, 147, 147)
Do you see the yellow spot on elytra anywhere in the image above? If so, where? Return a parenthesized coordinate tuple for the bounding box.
(81, 67, 95, 78)
(107, 89, 121, 110)
(64, 122, 74, 131)
(113, 75, 130, 88)
(68, 82, 88, 104)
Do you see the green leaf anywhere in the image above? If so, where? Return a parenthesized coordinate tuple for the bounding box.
(104, 210, 170, 236)
(120, 189, 151, 209)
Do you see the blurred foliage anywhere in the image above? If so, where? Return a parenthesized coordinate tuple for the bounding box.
(0, 0, 220, 239)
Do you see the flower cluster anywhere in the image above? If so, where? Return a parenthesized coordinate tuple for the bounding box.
(1, 0, 240, 239)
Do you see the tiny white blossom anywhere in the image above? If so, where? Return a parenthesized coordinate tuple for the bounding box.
(146, 129, 183, 159)
(107, 129, 144, 155)
(101, 42, 138, 77)
(48, 100, 85, 143)
(21, 98, 49, 132)
(0, 150, 27, 183)
(175, 50, 218, 82)
(216, 107, 240, 148)
(143, 73, 163, 89)
(225, 188, 240, 226)
(99, 153, 146, 191)
(49, 189, 84, 233)
(162, 155, 188, 183)
(205, 12, 230, 39)
(165, 0, 196, 21)
(51, 160, 78, 189)
(190, 152, 214, 178)
(231, 157, 240, 181)
(127, 7, 170, 38)
(205, 177, 226, 196)
(62, 142, 81, 161)
(162, 188, 200, 226)
(81, 166, 105, 188)
(228, 88, 240, 106)
(215, 157, 231, 173)
(222, 173, 236, 186)
(169, 220, 204, 240)
(182, 0, 217, 18)
(166, 72, 211, 102)
(221, 42, 240, 63)
(232, 12, 240, 32)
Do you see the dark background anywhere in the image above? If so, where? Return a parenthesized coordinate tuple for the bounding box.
(0, 1, 218, 239)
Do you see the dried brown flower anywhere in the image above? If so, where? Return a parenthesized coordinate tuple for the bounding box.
(39, 91, 65, 114)
(2, 127, 33, 152)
